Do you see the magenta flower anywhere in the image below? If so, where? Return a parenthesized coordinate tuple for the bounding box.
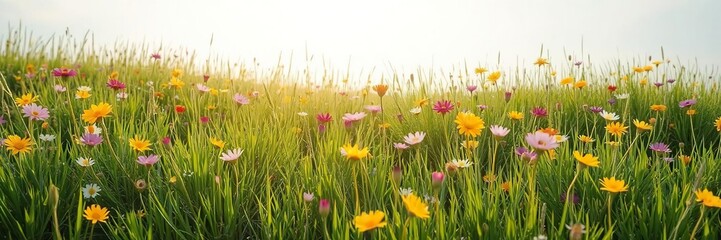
(151, 53, 161, 60)
(525, 132, 559, 152)
(200, 116, 210, 124)
(81, 133, 103, 147)
(316, 113, 332, 124)
(504, 91, 512, 103)
(678, 99, 697, 108)
(364, 105, 382, 114)
(432, 100, 454, 115)
(22, 104, 50, 121)
(203, 74, 210, 82)
(531, 107, 548, 118)
(515, 147, 538, 162)
(649, 142, 671, 154)
(403, 132, 426, 145)
(233, 93, 250, 105)
(467, 85, 478, 93)
(431, 172, 444, 189)
(318, 199, 330, 217)
(653, 82, 664, 88)
(489, 125, 510, 139)
(589, 106, 603, 113)
(477, 105, 488, 111)
(137, 154, 160, 167)
(667, 79, 676, 84)
(318, 124, 327, 133)
(162, 137, 172, 146)
(0, 115, 5, 125)
(106, 79, 126, 91)
(51, 67, 77, 77)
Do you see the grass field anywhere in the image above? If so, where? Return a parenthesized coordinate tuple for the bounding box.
(2, 27, 721, 239)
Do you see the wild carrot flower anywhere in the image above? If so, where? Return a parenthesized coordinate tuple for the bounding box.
(83, 204, 110, 224)
(4, 135, 33, 155)
(402, 193, 430, 219)
(599, 111, 619, 121)
(22, 104, 50, 121)
(649, 142, 671, 154)
(432, 100, 454, 115)
(573, 151, 600, 168)
(599, 177, 629, 193)
(633, 119, 653, 132)
(80, 133, 103, 146)
(341, 144, 369, 161)
(525, 132, 559, 152)
(76, 157, 95, 167)
(220, 148, 244, 164)
(129, 137, 152, 152)
(52, 67, 77, 77)
(605, 122, 628, 137)
(82, 183, 101, 199)
(81, 102, 112, 124)
(489, 125, 510, 139)
(508, 111, 524, 120)
(679, 99, 697, 108)
(454, 111, 485, 137)
(403, 132, 426, 145)
(353, 211, 387, 232)
(372, 84, 389, 97)
(531, 107, 548, 118)
(650, 104, 667, 112)
(137, 154, 160, 167)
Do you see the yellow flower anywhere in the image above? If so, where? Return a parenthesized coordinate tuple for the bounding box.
(209, 138, 225, 149)
(341, 144, 369, 161)
(474, 67, 487, 75)
(171, 68, 183, 78)
(573, 151, 599, 168)
(686, 109, 696, 116)
(605, 122, 628, 137)
(81, 102, 113, 124)
(679, 155, 691, 165)
(574, 80, 587, 89)
(169, 176, 177, 184)
(4, 135, 33, 155)
(461, 140, 479, 150)
(75, 90, 91, 99)
(508, 111, 524, 120)
(606, 141, 622, 147)
(639, 78, 648, 86)
(643, 65, 653, 72)
(578, 135, 595, 143)
(454, 111, 485, 137)
(487, 71, 502, 84)
(633, 119, 653, 132)
(599, 177, 629, 193)
(353, 210, 387, 232)
(129, 137, 152, 152)
(652, 60, 662, 67)
(291, 127, 303, 134)
(415, 98, 429, 107)
(207, 105, 217, 110)
(560, 77, 574, 85)
(633, 66, 644, 73)
(168, 77, 185, 89)
(402, 193, 430, 219)
(378, 122, 391, 129)
(534, 58, 549, 66)
(501, 181, 511, 192)
(372, 84, 389, 97)
(715, 116, 721, 132)
(14, 93, 38, 106)
(696, 189, 715, 203)
(83, 204, 110, 224)
(650, 104, 667, 112)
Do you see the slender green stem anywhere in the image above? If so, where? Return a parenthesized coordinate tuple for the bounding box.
(690, 207, 705, 240)
(607, 195, 613, 230)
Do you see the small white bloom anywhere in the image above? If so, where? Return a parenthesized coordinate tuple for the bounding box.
(54, 85, 67, 92)
(451, 159, 474, 168)
(303, 192, 314, 202)
(77, 86, 92, 91)
(403, 131, 426, 145)
(82, 183, 101, 199)
(39, 134, 56, 142)
(599, 110, 620, 121)
(146, 81, 154, 87)
(76, 157, 95, 167)
(297, 112, 308, 117)
(614, 93, 630, 99)
(116, 92, 128, 99)
(220, 148, 244, 162)
(399, 187, 413, 196)
(409, 107, 422, 115)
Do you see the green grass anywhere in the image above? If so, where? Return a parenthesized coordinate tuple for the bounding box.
(1, 26, 721, 239)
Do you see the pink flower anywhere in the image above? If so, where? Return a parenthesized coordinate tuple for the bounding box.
(364, 105, 382, 114)
(467, 85, 478, 93)
(220, 148, 244, 164)
(203, 74, 210, 82)
(504, 91, 512, 103)
(489, 125, 510, 139)
(678, 99, 697, 108)
(106, 79, 126, 91)
(196, 84, 211, 93)
(432, 100, 454, 115)
(51, 67, 77, 77)
(303, 192, 314, 202)
(137, 154, 160, 167)
(342, 112, 367, 123)
(54, 84, 67, 92)
(80, 133, 103, 147)
(318, 199, 330, 217)
(151, 53, 161, 60)
(22, 104, 50, 121)
(233, 93, 250, 105)
(531, 107, 548, 118)
(393, 143, 409, 150)
(316, 113, 332, 124)
(525, 132, 559, 152)
(403, 131, 426, 145)
(431, 172, 444, 189)
(200, 116, 210, 124)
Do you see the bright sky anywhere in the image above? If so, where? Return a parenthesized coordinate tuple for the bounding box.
(2, 0, 720, 79)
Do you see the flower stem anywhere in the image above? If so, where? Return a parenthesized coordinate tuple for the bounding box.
(690, 207, 705, 240)
(559, 167, 581, 229)
(607, 195, 613, 230)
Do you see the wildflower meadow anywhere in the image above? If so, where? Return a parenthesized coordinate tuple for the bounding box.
(2, 27, 721, 239)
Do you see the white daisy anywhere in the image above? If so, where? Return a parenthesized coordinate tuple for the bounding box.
(399, 187, 413, 196)
(76, 157, 95, 167)
(599, 110, 620, 121)
(82, 183, 101, 199)
(451, 159, 474, 168)
(39, 134, 56, 142)
(409, 107, 422, 115)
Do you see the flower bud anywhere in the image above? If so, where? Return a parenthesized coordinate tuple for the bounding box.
(391, 166, 402, 184)
(318, 199, 330, 217)
(431, 171, 444, 189)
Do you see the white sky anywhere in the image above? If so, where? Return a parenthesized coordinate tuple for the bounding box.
(1, 0, 720, 79)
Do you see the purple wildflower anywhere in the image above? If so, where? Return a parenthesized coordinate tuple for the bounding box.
(531, 107, 548, 118)
(81, 133, 103, 147)
(233, 93, 250, 105)
(561, 192, 580, 205)
(589, 106, 603, 114)
(649, 142, 671, 154)
(137, 154, 160, 167)
(22, 104, 50, 121)
(678, 99, 697, 108)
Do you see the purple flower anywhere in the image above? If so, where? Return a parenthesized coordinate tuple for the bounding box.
(477, 104, 488, 111)
(137, 154, 160, 167)
(649, 142, 671, 154)
(561, 192, 580, 205)
(504, 91, 512, 103)
(467, 85, 478, 93)
(22, 104, 50, 121)
(151, 53, 161, 60)
(588, 106, 603, 113)
(574, 61, 583, 66)
(52, 67, 77, 77)
(678, 99, 697, 108)
(663, 157, 674, 163)
(233, 93, 250, 105)
(653, 82, 664, 88)
(608, 97, 617, 105)
(515, 147, 538, 163)
(81, 133, 103, 147)
(106, 79, 126, 91)
(531, 107, 548, 118)
(667, 79, 676, 84)
(0, 115, 5, 125)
